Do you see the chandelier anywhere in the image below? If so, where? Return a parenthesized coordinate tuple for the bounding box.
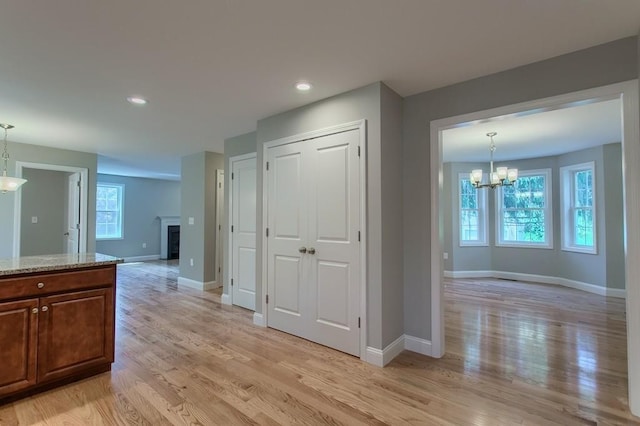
(0, 123, 27, 193)
(469, 132, 517, 189)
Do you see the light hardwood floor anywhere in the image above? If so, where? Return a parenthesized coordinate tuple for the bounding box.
(0, 261, 637, 425)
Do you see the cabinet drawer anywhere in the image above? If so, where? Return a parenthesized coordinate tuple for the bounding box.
(0, 267, 115, 301)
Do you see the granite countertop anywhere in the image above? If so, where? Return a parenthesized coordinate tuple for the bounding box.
(0, 253, 123, 277)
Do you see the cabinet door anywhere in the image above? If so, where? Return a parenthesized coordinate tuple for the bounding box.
(0, 299, 38, 396)
(38, 288, 114, 383)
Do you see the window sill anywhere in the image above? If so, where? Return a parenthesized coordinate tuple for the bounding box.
(495, 242, 553, 250)
(561, 246, 597, 255)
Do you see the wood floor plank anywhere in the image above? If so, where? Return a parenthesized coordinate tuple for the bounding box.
(1, 261, 638, 425)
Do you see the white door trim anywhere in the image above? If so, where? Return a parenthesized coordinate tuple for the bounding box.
(13, 162, 89, 257)
(429, 80, 640, 416)
(260, 119, 368, 360)
(225, 152, 257, 306)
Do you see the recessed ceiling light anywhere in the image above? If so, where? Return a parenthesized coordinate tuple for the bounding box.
(295, 81, 312, 92)
(127, 96, 148, 105)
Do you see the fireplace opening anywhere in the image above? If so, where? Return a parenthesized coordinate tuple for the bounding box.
(168, 225, 180, 260)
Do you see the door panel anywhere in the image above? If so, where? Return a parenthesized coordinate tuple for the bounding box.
(66, 173, 81, 254)
(307, 130, 361, 356)
(266, 128, 361, 357)
(232, 156, 257, 311)
(315, 144, 350, 242)
(38, 288, 114, 383)
(0, 299, 38, 396)
(315, 260, 350, 329)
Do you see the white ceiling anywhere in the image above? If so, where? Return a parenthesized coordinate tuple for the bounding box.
(0, 1, 638, 180)
(442, 98, 622, 163)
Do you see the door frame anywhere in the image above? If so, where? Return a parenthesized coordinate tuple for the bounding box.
(13, 162, 89, 256)
(225, 152, 257, 306)
(260, 119, 368, 360)
(429, 80, 640, 414)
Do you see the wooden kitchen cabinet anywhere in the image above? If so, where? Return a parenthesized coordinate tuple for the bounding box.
(0, 299, 38, 396)
(0, 262, 117, 401)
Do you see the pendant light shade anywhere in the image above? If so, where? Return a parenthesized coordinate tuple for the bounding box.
(0, 124, 27, 193)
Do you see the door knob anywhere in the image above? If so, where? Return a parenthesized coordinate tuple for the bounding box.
(64, 232, 70, 236)
(298, 247, 307, 254)
(308, 247, 316, 255)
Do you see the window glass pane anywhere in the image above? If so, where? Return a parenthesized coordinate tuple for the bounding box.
(459, 176, 484, 243)
(499, 171, 549, 245)
(96, 184, 123, 239)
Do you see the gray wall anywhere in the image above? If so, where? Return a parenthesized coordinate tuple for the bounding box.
(0, 141, 98, 258)
(95, 174, 180, 259)
(222, 132, 257, 297)
(444, 144, 624, 290)
(255, 82, 404, 350)
(403, 36, 638, 340)
(20, 168, 69, 256)
(179, 151, 224, 284)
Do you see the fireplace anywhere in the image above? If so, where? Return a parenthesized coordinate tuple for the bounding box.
(159, 216, 180, 259)
(167, 225, 180, 260)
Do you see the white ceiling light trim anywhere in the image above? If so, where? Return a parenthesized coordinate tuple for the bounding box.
(295, 81, 312, 92)
(126, 96, 148, 105)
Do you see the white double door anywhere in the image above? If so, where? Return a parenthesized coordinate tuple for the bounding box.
(266, 129, 361, 356)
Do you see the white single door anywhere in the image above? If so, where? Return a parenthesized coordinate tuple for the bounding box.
(66, 173, 81, 254)
(231, 156, 257, 310)
(266, 129, 361, 356)
(216, 170, 224, 284)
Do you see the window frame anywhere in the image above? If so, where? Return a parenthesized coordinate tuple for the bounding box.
(96, 182, 125, 240)
(458, 172, 488, 247)
(560, 161, 597, 254)
(495, 168, 553, 249)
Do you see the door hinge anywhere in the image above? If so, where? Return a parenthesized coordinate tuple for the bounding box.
(231, 278, 234, 286)
(219, 182, 222, 188)
(218, 267, 221, 273)
(232, 172, 234, 180)
(266, 162, 270, 171)
(266, 294, 269, 304)
(358, 146, 360, 157)
(219, 224, 221, 230)
(358, 317, 361, 328)
(231, 225, 234, 232)
(77, 180, 81, 187)
(266, 228, 269, 237)
(358, 231, 361, 242)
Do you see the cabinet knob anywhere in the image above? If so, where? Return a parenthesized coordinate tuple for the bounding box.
(41, 306, 48, 312)
(308, 247, 316, 255)
(32, 307, 38, 314)
(298, 247, 307, 254)
(37, 282, 45, 289)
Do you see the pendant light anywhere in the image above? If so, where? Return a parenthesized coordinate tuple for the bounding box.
(469, 132, 517, 189)
(0, 124, 27, 193)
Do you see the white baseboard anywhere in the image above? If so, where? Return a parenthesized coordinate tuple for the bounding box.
(365, 334, 433, 367)
(404, 335, 433, 357)
(177, 276, 219, 291)
(444, 269, 626, 298)
(122, 254, 161, 263)
(253, 312, 265, 327)
(444, 270, 493, 279)
(221, 293, 232, 305)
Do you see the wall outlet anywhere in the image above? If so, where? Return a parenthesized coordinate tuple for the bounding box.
(443, 252, 449, 260)
(188, 217, 195, 225)
(142, 243, 147, 248)
(190, 258, 194, 266)
(31, 216, 38, 224)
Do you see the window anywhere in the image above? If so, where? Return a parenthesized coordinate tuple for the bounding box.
(560, 162, 596, 254)
(96, 183, 124, 239)
(496, 169, 552, 248)
(459, 173, 488, 246)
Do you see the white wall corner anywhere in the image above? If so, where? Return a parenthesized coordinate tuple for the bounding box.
(177, 276, 207, 291)
(404, 335, 433, 357)
(221, 293, 232, 305)
(366, 335, 406, 367)
(253, 312, 265, 327)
